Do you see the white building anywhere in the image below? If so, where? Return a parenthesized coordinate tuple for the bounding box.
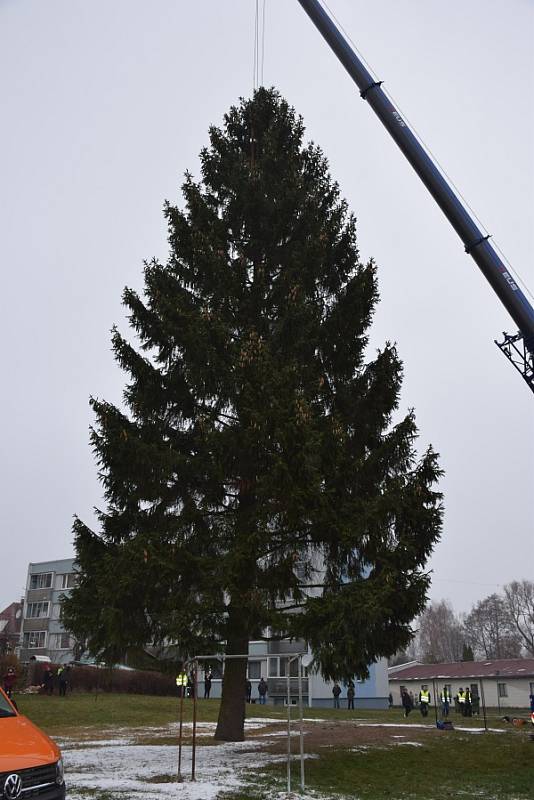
(388, 658, 534, 710)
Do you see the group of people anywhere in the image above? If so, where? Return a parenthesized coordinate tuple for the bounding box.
(41, 664, 70, 696)
(177, 669, 269, 704)
(331, 681, 356, 709)
(176, 669, 267, 706)
(2, 663, 71, 699)
(400, 685, 481, 718)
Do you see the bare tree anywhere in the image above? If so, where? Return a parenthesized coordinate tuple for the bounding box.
(464, 594, 521, 659)
(415, 600, 465, 663)
(502, 581, 534, 656)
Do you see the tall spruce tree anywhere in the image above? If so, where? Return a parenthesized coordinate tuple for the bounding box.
(62, 89, 443, 741)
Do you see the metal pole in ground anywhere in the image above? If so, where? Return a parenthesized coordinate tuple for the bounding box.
(480, 679, 488, 732)
(298, 655, 305, 791)
(287, 665, 291, 793)
(191, 660, 198, 781)
(432, 679, 439, 726)
(177, 666, 186, 782)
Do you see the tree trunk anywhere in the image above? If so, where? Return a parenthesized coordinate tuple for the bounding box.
(214, 632, 249, 741)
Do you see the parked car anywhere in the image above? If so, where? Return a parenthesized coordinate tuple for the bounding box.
(0, 686, 65, 799)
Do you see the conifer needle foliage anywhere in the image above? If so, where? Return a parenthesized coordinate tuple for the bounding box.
(63, 89, 442, 740)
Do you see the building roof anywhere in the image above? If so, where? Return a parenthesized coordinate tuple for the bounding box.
(388, 658, 534, 681)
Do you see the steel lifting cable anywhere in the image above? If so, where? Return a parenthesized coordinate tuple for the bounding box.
(261, 0, 266, 86)
(318, 0, 534, 301)
(252, 0, 267, 91)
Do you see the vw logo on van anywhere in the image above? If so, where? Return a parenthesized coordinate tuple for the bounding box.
(4, 773, 23, 800)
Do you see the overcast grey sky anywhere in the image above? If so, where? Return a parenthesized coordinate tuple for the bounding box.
(1, 0, 532, 615)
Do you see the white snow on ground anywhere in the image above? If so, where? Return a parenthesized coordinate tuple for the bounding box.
(354, 722, 505, 734)
(64, 739, 279, 799)
(394, 741, 424, 747)
(60, 717, 509, 799)
(61, 718, 316, 800)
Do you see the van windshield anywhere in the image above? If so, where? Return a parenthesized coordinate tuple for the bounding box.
(0, 692, 17, 717)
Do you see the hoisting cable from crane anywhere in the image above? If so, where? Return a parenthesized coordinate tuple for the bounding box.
(251, 1, 267, 174)
(252, 0, 267, 92)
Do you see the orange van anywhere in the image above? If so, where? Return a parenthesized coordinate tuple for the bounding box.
(0, 686, 65, 799)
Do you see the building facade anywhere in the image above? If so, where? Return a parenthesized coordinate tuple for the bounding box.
(19, 559, 77, 664)
(199, 639, 388, 709)
(388, 658, 534, 710)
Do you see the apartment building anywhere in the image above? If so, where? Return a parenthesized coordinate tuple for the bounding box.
(198, 639, 388, 709)
(19, 558, 77, 664)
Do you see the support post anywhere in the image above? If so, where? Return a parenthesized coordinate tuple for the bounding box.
(432, 679, 438, 726)
(287, 666, 291, 793)
(191, 660, 198, 781)
(177, 668, 185, 782)
(298, 655, 305, 791)
(480, 679, 488, 732)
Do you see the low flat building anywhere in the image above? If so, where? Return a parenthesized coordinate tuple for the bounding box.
(388, 658, 534, 709)
(19, 559, 78, 664)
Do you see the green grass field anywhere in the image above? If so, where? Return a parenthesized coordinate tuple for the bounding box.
(14, 693, 534, 799)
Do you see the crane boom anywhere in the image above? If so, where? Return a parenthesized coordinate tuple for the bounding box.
(296, 0, 534, 393)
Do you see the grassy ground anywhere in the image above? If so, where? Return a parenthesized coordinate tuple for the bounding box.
(219, 731, 534, 800)
(14, 693, 534, 799)
(15, 692, 519, 734)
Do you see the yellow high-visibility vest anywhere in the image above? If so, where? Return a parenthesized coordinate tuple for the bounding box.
(458, 691, 466, 703)
(176, 672, 188, 687)
(420, 690, 430, 703)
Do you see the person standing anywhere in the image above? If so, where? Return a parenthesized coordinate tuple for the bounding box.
(440, 686, 450, 717)
(187, 670, 196, 699)
(457, 688, 466, 716)
(3, 667, 17, 699)
(42, 665, 54, 696)
(419, 685, 431, 717)
(332, 682, 341, 709)
(175, 670, 188, 698)
(466, 686, 472, 716)
(204, 668, 212, 699)
(245, 679, 252, 703)
(347, 682, 355, 710)
(258, 677, 267, 705)
(58, 665, 70, 697)
(401, 688, 413, 717)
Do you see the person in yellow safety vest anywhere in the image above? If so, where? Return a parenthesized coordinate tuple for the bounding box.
(440, 687, 450, 717)
(176, 671, 188, 698)
(457, 688, 466, 715)
(418, 685, 431, 717)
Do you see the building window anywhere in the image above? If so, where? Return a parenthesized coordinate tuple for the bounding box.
(26, 602, 50, 619)
(267, 656, 306, 678)
(23, 631, 46, 649)
(57, 573, 77, 589)
(49, 633, 71, 650)
(30, 573, 52, 590)
(497, 683, 508, 698)
(248, 661, 262, 680)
